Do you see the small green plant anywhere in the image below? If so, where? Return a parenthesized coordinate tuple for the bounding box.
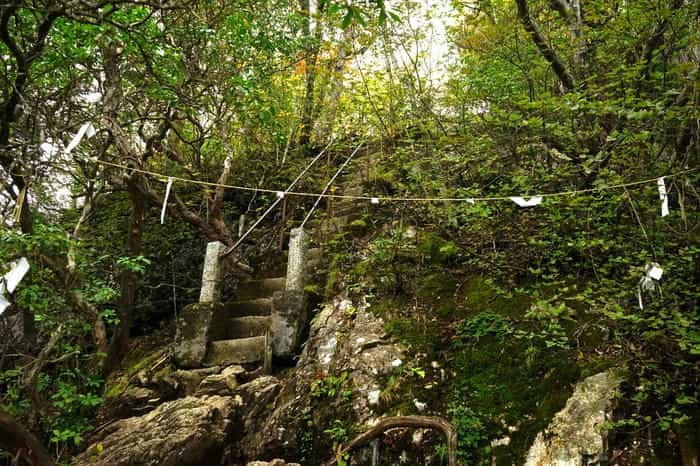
(324, 419, 349, 466)
(518, 300, 574, 350)
(407, 366, 426, 378)
(344, 305, 357, 318)
(311, 371, 349, 399)
(447, 403, 488, 462)
(456, 312, 514, 343)
(116, 255, 151, 274)
(323, 419, 348, 443)
(98, 309, 119, 326)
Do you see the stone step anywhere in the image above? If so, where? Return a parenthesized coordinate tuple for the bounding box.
(320, 215, 351, 234)
(331, 203, 360, 217)
(217, 316, 271, 340)
(204, 336, 267, 366)
(221, 298, 272, 317)
(236, 277, 286, 300)
(209, 314, 270, 340)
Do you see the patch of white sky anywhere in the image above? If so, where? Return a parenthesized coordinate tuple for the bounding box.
(356, 0, 458, 90)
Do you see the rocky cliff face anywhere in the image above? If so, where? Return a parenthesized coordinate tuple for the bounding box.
(76, 293, 406, 465)
(75, 288, 633, 466)
(75, 395, 237, 466)
(238, 295, 406, 461)
(524, 370, 623, 466)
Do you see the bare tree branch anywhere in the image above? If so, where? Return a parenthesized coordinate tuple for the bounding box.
(515, 0, 576, 91)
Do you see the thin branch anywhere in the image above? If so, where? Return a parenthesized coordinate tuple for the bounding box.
(515, 0, 576, 91)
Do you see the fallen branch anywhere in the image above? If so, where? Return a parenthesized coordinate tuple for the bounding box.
(325, 415, 458, 466)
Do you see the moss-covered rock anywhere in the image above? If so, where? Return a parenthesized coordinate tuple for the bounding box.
(417, 272, 457, 299)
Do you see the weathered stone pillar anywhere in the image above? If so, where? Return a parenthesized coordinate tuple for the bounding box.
(199, 241, 225, 303)
(285, 227, 307, 291)
(271, 228, 309, 358)
(270, 290, 306, 358)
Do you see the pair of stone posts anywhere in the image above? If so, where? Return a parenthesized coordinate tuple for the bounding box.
(197, 227, 308, 360)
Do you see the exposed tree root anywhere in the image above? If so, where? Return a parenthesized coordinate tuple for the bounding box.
(325, 415, 458, 466)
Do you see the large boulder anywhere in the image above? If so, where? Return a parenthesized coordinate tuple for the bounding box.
(239, 295, 405, 460)
(75, 395, 237, 466)
(524, 370, 623, 466)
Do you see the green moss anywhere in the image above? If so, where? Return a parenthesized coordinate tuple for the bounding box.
(349, 218, 369, 236)
(416, 232, 459, 264)
(384, 318, 441, 353)
(458, 276, 530, 319)
(435, 302, 458, 318)
(417, 272, 456, 299)
(369, 296, 408, 318)
(103, 348, 166, 399)
(448, 332, 580, 464)
(320, 252, 343, 299)
(366, 166, 401, 193)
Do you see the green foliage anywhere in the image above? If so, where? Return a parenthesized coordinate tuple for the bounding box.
(0, 218, 116, 456)
(456, 312, 514, 343)
(447, 403, 488, 462)
(416, 233, 459, 264)
(116, 255, 151, 274)
(323, 419, 349, 443)
(311, 371, 350, 400)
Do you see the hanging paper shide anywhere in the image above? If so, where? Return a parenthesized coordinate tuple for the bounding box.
(638, 262, 663, 310)
(160, 177, 174, 225)
(0, 257, 30, 315)
(657, 177, 669, 217)
(510, 196, 543, 207)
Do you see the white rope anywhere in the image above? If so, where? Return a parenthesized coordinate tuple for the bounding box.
(82, 155, 698, 203)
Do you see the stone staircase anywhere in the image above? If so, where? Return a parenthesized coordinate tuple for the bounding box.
(175, 246, 323, 372)
(175, 149, 370, 372)
(202, 277, 284, 368)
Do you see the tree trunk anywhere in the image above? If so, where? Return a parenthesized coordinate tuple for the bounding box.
(0, 410, 54, 466)
(103, 176, 148, 374)
(297, 0, 323, 153)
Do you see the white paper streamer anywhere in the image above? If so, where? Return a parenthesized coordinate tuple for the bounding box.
(160, 177, 173, 225)
(65, 122, 96, 154)
(638, 262, 663, 310)
(0, 258, 30, 294)
(0, 257, 30, 315)
(0, 293, 10, 315)
(657, 177, 669, 217)
(648, 264, 663, 280)
(466, 198, 475, 204)
(370, 197, 379, 204)
(510, 196, 543, 207)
